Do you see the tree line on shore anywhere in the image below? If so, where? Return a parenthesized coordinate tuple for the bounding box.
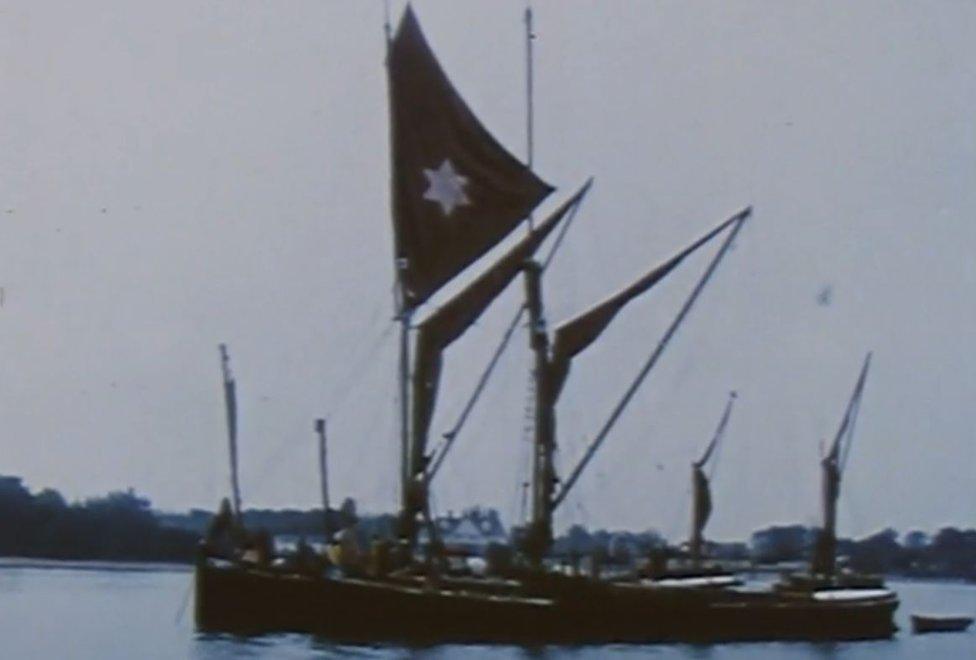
(0, 475, 196, 562)
(1, 475, 973, 579)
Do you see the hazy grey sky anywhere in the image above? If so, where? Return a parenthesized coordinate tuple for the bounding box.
(2, 1, 974, 541)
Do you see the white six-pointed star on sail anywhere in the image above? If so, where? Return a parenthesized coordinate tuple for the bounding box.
(422, 159, 471, 216)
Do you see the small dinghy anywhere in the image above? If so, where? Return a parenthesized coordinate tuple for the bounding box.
(910, 614, 973, 634)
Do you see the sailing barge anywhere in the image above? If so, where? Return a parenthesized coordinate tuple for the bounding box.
(195, 5, 897, 643)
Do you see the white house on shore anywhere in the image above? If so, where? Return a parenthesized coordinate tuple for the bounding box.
(419, 507, 508, 555)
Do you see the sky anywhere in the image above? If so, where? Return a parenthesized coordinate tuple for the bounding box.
(2, 0, 974, 542)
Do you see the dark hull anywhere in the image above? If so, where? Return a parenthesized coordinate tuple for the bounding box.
(196, 559, 898, 644)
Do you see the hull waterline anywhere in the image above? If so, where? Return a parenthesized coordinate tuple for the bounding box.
(195, 559, 898, 644)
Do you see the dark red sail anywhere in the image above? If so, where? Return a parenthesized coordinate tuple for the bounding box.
(548, 212, 743, 400)
(389, 6, 553, 309)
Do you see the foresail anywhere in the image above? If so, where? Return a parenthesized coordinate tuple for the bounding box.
(548, 212, 743, 401)
(389, 6, 553, 309)
(410, 185, 589, 478)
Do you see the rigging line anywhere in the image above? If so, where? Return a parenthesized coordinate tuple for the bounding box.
(524, 0, 534, 173)
(706, 391, 737, 481)
(424, 185, 592, 482)
(553, 208, 751, 511)
(840, 388, 864, 475)
(325, 319, 396, 418)
(838, 352, 871, 474)
(707, 426, 723, 482)
(247, 325, 395, 499)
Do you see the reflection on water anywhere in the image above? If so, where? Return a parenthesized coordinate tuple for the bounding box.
(0, 566, 971, 658)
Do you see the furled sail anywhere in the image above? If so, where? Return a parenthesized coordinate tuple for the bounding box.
(691, 392, 735, 560)
(548, 213, 742, 401)
(691, 466, 712, 546)
(812, 352, 872, 576)
(410, 185, 589, 480)
(219, 344, 242, 517)
(388, 6, 553, 309)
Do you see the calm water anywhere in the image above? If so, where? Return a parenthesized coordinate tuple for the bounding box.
(0, 564, 973, 658)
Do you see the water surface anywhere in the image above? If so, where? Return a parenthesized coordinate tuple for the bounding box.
(0, 565, 972, 658)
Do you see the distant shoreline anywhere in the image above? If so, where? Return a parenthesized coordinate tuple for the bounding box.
(0, 557, 971, 585)
(0, 557, 192, 573)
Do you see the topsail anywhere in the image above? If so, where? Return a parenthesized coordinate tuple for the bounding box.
(388, 6, 553, 309)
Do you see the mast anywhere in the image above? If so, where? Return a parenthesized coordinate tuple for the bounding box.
(315, 418, 330, 540)
(397, 304, 413, 527)
(523, 260, 556, 564)
(385, 4, 413, 537)
(386, 5, 559, 549)
(523, 8, 545, 551)
(689, 391, 736, 566)
(812, 352, 872, 577)
(218, 344, 242, 519)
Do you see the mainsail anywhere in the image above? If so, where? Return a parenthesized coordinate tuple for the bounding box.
(410, 185, 590, 485)
(386, 5, 557, 541)
(388, 6, 553, 309)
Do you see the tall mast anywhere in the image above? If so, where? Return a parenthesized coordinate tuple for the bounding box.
(384, 3, 413, 532)
(524, 2, 535, 210)
(219, 344, 242, 519)
(315, 418, 330, 540)
(397, 305, 412, 520)
(523, 260, 555, 564)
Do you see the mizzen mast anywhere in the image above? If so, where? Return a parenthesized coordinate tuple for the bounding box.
(812, 351, 872, 577)
(218, 343, 243, 519)
(315, 418, 331, 540)
(690, 391, 736, 566)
